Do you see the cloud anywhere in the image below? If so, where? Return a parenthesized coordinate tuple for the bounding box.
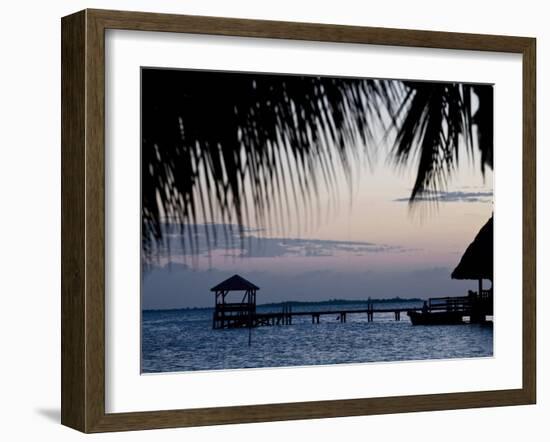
(147, 223, 407, 260)
(232, 236, 403, 258)
(393, 190, 493, 203)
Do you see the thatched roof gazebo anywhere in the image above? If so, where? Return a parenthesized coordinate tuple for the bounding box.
(210, 274, 260, 292)
(452, 215, 493, 295)
(210, 275, 259, 329)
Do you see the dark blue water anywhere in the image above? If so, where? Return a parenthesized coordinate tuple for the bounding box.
(141, 302, 493, 373)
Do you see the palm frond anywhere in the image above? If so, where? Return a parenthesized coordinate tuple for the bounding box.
(381, 81, 492, 202)
(142, 69, 383, 260)
(142, 69, 493, 259)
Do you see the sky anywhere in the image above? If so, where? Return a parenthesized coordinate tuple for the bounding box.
(142, 144, 493, 309)
(142, 74, 493, 310)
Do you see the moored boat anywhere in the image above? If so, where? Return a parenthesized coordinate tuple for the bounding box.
(407, 310, 464, 325)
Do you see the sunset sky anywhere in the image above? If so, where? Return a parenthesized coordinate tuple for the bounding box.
(142, 129, 493, 309)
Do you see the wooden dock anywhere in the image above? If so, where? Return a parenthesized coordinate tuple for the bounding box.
(213, 294, 493, 329)
(209, 274, 493, 329)
(213, 302, 419, 329)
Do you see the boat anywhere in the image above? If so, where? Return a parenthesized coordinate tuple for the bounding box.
(407, 310, 465, 325)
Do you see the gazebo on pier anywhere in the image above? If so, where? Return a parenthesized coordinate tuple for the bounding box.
(211, 275, 259, 329)
(451, 215, 494, 321)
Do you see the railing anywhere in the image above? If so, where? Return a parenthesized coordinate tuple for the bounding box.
(480, 289, 492, 300)
(215, 302, 255, 312)
(428, 296, 472, 312)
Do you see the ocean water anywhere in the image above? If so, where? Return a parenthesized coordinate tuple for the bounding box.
(141, 301, 493, 373)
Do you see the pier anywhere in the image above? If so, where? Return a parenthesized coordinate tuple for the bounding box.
(210, 274, 493, 330)
(250, 304, 413, 328)
(213, 303, 415, 329)
(213, 296, 492, 329)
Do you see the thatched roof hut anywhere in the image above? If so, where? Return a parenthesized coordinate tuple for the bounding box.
(210, 274, 260, 292)
(452, 215, 493, 282)
(211, 275, 260, 330)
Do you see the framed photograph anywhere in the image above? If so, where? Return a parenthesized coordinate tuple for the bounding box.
(61, 9, 536, 433)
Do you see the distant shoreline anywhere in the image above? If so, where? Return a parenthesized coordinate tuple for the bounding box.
(143, 297, 425, 313)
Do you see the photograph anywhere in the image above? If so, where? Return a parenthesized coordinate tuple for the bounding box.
(0, 0, 540, 437)
(140, 68, 494, 374)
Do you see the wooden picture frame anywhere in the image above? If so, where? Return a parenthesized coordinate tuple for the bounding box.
(61, 8, 536, 433)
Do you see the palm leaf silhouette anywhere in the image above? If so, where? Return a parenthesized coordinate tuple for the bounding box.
(141, 69, 492, 258)
(383, 82, 493, 201)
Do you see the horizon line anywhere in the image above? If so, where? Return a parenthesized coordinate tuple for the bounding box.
(142, 296, 427, 312)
